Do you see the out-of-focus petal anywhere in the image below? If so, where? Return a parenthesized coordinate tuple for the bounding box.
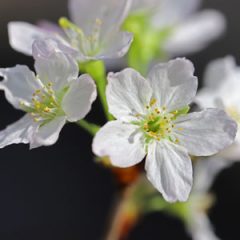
(147, 58, 197, 111)
(174, 109, 237, 156)
(131, 0, 159, 12)
(0, 65, 41, 109)
(193, 157, 233, 193)
(37, 20, 66, 37)
(98, 31, 133, 59)
(165, 10, 226, 55)
(203, 56, 236, 89)
(145, 140, 192, 202)
(151, 0, 202, 28)
(68, 0, 131, 36)
(92, 121, 145, 167)
(188, 212, 220, 240)
(62, 74, 97, 122)
(107, 68, 152, 121)
(8, 21, 48, 55)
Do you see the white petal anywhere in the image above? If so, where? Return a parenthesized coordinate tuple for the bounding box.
(32, 39, 79, 92)
(145, 140, 192, 202)
(0, 65, 41, 109)
(196, 56, 240, 110)
(203, 56, 236, 89)
(32, 116, 66, 148)
(151, 0, 201, 28)
(195, 89, 222, 110)
(107, 68, 152, 121)
(131, 0, 159, 12)
(68, 0, 131, 36)
(188, 213, 220, 240)
(174, 109, 237, 156)
(92, 121, 145, 167)
(165, 10, 226, 55)
(147, 58, 198, 111)
(37, 20, 66, 37)
(0, 115, 37, 148)
(193, 157, 232, 193)
(8, 22, 48, 56)
(98, 31, 133, 59)
(62, 74, 97, 122)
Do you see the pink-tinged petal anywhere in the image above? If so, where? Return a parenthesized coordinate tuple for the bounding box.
(8, 21, 48, 56)
(37, 20, 66, 37)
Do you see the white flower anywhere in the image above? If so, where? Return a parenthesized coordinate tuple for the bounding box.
(186, 157, 234, 240)
(131, 0, 226, 56)
(8, 0, 133, 62)
(196, 56, 240, 160)
(0, 39, 97, 149)
(92, 58, 237, 202)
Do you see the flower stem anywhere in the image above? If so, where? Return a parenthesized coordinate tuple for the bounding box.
(80, 60, 113, 121)
(105, 186, 140, 240)
(76, 119, 100, 136)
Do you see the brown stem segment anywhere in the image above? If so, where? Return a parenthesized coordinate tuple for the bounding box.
(105, 186, 140, 240)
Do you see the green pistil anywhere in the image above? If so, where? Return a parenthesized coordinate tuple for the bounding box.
(132, 99, 190, 144)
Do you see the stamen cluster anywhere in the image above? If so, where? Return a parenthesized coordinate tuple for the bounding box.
(134, 98, 181, 144)
(20, 82, 63, 123)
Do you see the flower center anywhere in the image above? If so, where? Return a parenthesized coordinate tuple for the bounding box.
(59, 17, 102, 57)
(133, 98, 185, 144)
(20, 82, 65, 124)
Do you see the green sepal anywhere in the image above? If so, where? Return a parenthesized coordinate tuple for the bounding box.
(80, 60, 113, 121)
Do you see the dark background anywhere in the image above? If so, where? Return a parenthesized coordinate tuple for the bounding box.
(0, 0, 240, 239)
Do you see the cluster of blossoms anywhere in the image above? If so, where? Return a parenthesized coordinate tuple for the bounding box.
(0, 0, 239, 239)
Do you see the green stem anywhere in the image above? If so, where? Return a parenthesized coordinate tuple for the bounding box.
(80, 60, 113, 121)
(76, 119, 100, 136)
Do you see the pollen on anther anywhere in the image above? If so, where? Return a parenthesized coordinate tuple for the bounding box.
(150, 98, 157, 107)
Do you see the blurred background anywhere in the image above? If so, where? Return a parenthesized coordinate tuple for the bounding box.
(0, 0, 240, 239)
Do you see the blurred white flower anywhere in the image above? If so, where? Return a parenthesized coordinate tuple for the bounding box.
(196, 56, 240, 160)
(186, 157, 234, 240)
(131, 0, 226, 56)
(0, 39, 97, 148)
(8, 0, 133, 62)
(92, 58, 237, 202)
